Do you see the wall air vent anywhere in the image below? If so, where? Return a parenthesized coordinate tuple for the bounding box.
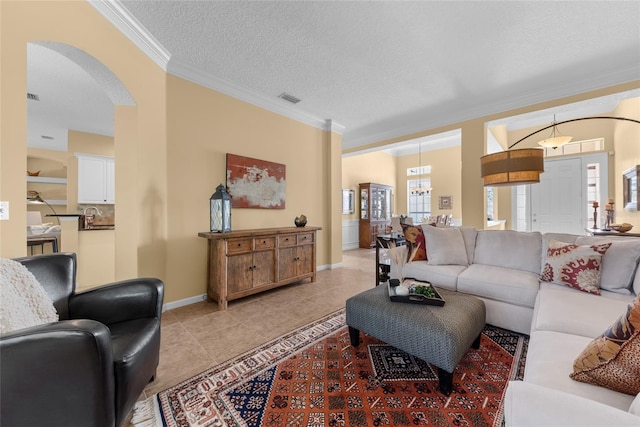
(278, 93, 301, 104)
(41, 135, 54, 140)
(27, 93, 40, 101)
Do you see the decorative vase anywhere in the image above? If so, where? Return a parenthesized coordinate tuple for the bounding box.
(294, 214, 307, 227)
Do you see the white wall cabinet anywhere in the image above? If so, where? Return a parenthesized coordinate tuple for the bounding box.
(77, 154, 115, 204)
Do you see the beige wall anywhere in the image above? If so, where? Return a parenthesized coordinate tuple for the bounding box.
(1, 2, 336, 305)
(2, 1, 639, 306)
(346, 84, 640, 230)
(342, 151, 396, 218)
(394, 146, 462, 220)
(164, 75, 330, 302)
(613, 98, 640, 226)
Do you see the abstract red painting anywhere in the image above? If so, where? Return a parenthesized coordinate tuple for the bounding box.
(226, 153, 286, 209)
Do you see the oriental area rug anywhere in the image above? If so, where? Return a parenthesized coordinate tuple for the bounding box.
(132, 310, 528, 427)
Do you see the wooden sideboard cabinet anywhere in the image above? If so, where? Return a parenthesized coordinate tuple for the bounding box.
(198, 226, 321, 309)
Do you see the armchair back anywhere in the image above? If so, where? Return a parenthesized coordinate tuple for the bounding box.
(14, 252, 77, 319)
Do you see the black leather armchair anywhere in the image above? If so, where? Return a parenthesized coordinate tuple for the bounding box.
(0, 253, 164, 427)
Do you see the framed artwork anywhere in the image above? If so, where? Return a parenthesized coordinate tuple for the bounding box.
(623, 165, 639, 211)
(342, 189, 355, 214)
(439, 195, 452, 210)
(226, 153, 286, 209)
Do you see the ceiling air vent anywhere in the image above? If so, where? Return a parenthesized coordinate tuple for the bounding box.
(278, 93, 301, 104)
(27, 93, 40, 101)
(41, 135, 54, 140)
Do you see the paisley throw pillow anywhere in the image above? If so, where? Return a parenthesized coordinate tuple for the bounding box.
(540, 239, 611, 295)
(571, 295, 640, 395)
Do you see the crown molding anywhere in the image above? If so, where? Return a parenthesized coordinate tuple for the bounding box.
(89, 0, 344, 135)
(168, 58, 343, 133)
(345, 66, 640, 149)
(89, 1, 170, 71)
(324, 119, 346, 134)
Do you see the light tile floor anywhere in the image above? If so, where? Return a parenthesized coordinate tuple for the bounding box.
(125, 248, 375, 426)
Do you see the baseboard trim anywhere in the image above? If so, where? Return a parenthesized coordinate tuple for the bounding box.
(163, 263, 341, 311)
(162, 294, 207, 312)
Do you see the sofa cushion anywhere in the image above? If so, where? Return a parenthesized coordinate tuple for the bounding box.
(401, 223, 427, 261)
(532, 284, 633, 337)
(504, 382, 640, 427)
(525, 330, 635, 411)
(473, 230, 542, 274)
(635, 269, 640, 296)
(423, 226, 468, 266)
(457, 264, 539, 308)
(541, 240, 611, 295)
(575, 237, 640, 295)
(459, 226, 478, 265)
(630, 393, 640, 415)
(402, 262, 465, 291)
(571, 296, 640, 395)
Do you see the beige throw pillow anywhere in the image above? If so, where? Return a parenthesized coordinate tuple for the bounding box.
(423, 226, 468, 266)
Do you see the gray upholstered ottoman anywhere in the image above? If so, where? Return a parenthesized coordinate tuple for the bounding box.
(345, 284, 486, 395)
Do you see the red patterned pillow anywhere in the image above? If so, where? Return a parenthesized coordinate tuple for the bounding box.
(541, 239, 611, 295)
(571, 295, 640, 395)
(401, 223, 427, 261)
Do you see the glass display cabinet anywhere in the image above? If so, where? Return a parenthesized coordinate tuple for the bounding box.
(359, 182, 393, 248)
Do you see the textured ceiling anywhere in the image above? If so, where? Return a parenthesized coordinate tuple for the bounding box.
(118, 0, 640, 149)
(27, 1, 640, 153)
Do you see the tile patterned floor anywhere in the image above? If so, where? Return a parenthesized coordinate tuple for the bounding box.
(125, 248, 375, 426)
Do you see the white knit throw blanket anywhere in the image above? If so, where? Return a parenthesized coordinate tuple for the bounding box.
(0, 258, 58, 334)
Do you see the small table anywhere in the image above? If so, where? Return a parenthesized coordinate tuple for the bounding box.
(346, 284, 486, 395)
(375, 233, 405, 286)
(585, 228, 640, 237)
(27, 235, 59, 254)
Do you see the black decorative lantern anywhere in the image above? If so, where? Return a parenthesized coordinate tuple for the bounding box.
(210, 184, 231, 232)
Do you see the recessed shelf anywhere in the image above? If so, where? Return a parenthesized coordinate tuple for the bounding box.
(27, 199, 67, 206)
(27, 176, 67, 184)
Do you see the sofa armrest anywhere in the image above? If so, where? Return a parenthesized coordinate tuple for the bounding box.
(69, 278, 164, 325)
(0, 320, 116, 427)
(504, 381, 640, 427)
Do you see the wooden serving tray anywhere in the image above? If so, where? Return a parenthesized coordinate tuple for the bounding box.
(388, 278, 445, 306)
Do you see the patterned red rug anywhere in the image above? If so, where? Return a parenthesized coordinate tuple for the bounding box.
(132, 310, 528, 427)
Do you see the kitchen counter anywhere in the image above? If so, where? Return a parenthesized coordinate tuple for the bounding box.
(80, 225, 115, 230)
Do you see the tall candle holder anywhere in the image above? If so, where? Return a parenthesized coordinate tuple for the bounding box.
(592, 202, 599, 229)
(609, 200, 615, 226)
(603, 200, 614, 230)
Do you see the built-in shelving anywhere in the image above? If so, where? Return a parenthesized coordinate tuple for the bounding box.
(27, 176, 68, 205)
(27, 176, 67, 184)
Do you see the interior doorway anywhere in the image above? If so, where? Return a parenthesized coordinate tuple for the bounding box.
(530, 158, 583, 234)
(515, 152, 608, 235)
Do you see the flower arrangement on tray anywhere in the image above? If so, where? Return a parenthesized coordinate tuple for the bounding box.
(383, 240, 421, 291)
(388, 278, 445, 306)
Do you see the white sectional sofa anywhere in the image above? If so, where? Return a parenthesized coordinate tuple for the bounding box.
(393, 226, 640, 426)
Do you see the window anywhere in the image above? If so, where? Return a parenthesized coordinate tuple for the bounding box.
(586, 163, 600, 227)
(407, 178, 431, 223)
(407, 165, 432, 176)
(486, 187, 495, 221)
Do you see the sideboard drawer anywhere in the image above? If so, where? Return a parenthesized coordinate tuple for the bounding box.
(255, 236, 276, 250)
(227, 238, 252, 254)
(297, 232, 314, 244)
(278, 234, 297, 247)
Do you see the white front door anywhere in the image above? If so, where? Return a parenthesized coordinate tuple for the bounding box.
(530, 158, 584, 235)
